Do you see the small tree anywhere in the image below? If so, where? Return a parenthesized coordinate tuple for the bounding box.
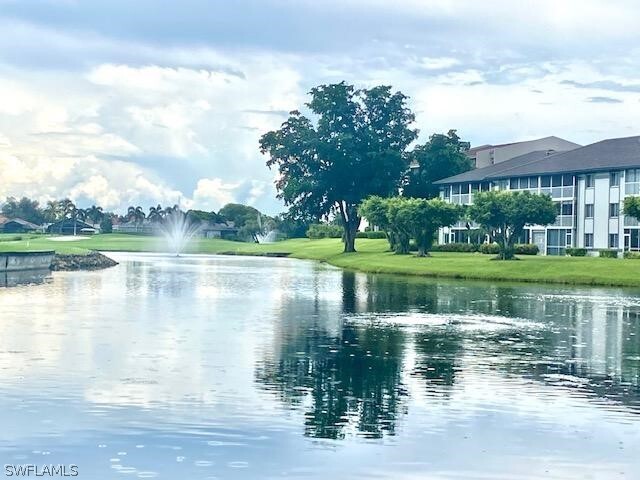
(469, 191, 556, 260)
(392, 198, 461, 256)
(623, 196, 640, 221)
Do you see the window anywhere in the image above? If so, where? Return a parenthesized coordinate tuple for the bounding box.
(560, 202, 573, 216)
(585, 204, 594, 218)
(443, 186, 450, 199)
(547, 229, 571, 255)
(610, 171, 620, 187)
(609, 233, 619, 248)
(510, 178, 519, 189)
(461, 183, 470, 194)
(625, 228, 640, 251)
(452, 184, 461, 195)
(626, 169, 640, 194)
(585, 233, 594, 248)
(541, 176, 551, 188)
(609, 203, 620, 218)
(552, 175, 562, 187)
(585, 174, 594, 188)
(529, 176, 539, 188)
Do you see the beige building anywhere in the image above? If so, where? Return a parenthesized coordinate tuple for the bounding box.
(469, 136, 581, 168)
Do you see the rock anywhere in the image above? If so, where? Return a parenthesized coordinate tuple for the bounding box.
(51, 251, 118, 271)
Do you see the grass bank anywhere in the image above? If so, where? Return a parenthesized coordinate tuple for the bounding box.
(1, 233, 638, 287)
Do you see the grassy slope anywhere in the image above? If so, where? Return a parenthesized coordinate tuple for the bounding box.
(0, 233, 638, 286)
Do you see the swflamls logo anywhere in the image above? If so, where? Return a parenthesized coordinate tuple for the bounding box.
(4, 465, 78, 477)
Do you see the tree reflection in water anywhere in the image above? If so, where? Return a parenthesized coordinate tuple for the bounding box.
(257, 269, 640, 439)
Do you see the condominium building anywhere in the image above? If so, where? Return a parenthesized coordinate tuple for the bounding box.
(468, 136, 581, 168)
(435, 135, 640, 255)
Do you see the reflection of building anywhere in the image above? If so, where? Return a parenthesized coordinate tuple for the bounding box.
(436, 136, 640, 255)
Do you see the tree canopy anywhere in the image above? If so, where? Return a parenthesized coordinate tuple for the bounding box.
(623, 196, 640, 221)
(1, 196, 45, 224)
(260, 82, 418, 252)
(403, 130, 472, 199)
(469, 191, 556, 260)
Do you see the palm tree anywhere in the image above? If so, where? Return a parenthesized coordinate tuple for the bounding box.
(59, 198, 76, 219)
(148, 204, 164, 223)
(127, 206, 146, 227)
(44, 200, 61, 222)
(85, 205, 104, 225)
(72, 207, 87, 236)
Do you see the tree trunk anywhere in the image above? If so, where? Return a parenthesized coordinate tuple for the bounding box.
(338, 202, 360, 253)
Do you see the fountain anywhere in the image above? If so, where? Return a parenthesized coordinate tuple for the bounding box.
(161, 210, 201, 256)
(255, 214, 278, 244)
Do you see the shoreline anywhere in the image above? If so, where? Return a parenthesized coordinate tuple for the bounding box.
(3, 235, 640, 287)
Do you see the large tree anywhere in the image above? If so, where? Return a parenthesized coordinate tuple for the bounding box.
(404, 130, 472, 199)
(1, 196, 45, 224)
(260, 82, 418, 252)
(469, 191, 556, 260)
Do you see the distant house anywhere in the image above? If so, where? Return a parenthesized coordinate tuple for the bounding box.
(112, 221, 157, 235)
(0, 216, 40, 233)
(47, 219, 96, 235)
(199, 221, 238, 239)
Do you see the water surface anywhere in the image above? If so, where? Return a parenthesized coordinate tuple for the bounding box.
(1, 253, 639, 479)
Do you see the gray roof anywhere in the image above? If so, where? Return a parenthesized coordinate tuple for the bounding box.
(435, 136, 640, 185)
(434, 150, 556, 184)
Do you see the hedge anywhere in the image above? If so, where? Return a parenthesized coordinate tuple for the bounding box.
(478, 243, 539, 255)
(306, 224, 343, 239)
(431, 242, 478, 252)
(356, 231, 387, 239)
(599, 249, 619, 258)
(624, 251, 640, 259)
(566, 247, 587, 257)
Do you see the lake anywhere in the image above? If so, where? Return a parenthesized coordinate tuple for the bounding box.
(0, 253, 639, 479)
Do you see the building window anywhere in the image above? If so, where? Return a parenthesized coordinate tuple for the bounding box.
(625, 229, 640, 251)
(625, 169, 640, 194)
(585, 174, 594, 188)
(547, 229, 571, 255)
(609, 233, 619, 248)
(609, 203, 620, 218)
(585, 204, 594, 218)
(610, 171, 620, 187)
(585, 233, 594, 248)
(541, 176, 551, 188)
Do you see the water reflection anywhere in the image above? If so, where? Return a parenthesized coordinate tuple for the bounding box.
(258, 270, 640, 441)
(0, 254, 638, 479)
(0, 268, 51, 288)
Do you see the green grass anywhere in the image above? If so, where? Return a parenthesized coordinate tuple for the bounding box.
(1, 233, 639, 287)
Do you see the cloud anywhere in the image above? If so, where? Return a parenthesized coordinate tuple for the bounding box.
(586, 96, 623, 104)
(561, 79, 640, 93)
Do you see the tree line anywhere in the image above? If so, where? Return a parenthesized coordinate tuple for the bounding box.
(259, 81, 562, 260)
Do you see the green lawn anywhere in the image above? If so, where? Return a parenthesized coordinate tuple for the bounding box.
(1, 233, 639, 287)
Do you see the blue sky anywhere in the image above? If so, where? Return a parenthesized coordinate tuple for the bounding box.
(1, 0, 639, 214)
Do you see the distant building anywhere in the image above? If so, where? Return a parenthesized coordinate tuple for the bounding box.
(47, 219, 97, 235)
(0, 216, 40, 233)
(199, 221, 238, 239)
(435, 135, 640, 255)
(468, 136, 581, 168)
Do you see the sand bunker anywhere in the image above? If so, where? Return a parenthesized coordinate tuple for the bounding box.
(48, 236, 90, 242)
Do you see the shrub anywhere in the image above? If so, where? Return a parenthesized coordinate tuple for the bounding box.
(306, 223, 343, 239)
(479, 243, 500, 255)
(599, 249, 619, 258)
(566, 247, 587, 257)
(624, 251, 640, 259)
(100, 217, 113, 234)
(431, 242, 478, 252)
(514, 243, 539, 255)
(366, 231, 387, 239)
(356, 231, 368, 238)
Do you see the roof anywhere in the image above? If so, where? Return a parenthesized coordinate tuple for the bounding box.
(466, 136, 579, 154)
(434, 150, 556, 184)
(0, 217, 39, 229)
(436, 136, 640, 185)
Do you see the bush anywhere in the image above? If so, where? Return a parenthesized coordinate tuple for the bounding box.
(306, 223, 343, 239)
(479, 243, 500, 254)
(356, 231, 368, 238)
(366, 231, 387, 239)
(599, 249, 619, 258)
(514, 243, 539, 255)
(566, 247, 587, 257)
(431, 242, 478, 252)
(624, 251, 640, 259)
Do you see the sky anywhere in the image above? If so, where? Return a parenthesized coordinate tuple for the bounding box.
(1, 0, 639, 215)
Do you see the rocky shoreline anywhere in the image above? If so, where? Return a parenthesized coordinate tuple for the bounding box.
(51, 251, 118, 271)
